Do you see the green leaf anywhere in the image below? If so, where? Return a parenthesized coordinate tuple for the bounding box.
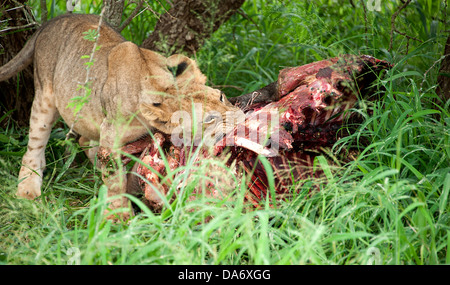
(0, 133, 10, 143)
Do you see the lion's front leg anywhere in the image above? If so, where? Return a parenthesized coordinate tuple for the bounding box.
(99, 159, 131, 222)
(98, 121, 132, 222)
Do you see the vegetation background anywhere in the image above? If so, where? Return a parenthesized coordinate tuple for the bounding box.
(0, 0, 449, 265)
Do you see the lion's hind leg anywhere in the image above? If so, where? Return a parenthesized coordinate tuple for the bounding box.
(17, 88, 58, 199)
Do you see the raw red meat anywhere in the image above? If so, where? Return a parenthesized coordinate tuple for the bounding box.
(122, 54, 391, 212)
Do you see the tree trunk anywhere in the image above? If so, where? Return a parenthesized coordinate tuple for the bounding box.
(103, 0, 125, 30)
(141, 0, 245, 56)
(0, 0, 37, 127)
(437, 35, 450, 103)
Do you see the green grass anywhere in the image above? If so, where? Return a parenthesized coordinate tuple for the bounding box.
(0, 0, 449, 265)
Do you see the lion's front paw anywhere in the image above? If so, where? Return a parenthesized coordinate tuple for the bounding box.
(104, 209, 131, 223)
(17, 173, 42, 199)
(103, 195, 132, 223)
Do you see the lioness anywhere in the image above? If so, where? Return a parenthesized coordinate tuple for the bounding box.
(0, 14, 242, 219)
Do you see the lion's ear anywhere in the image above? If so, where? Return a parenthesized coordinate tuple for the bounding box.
(166, 54, 206, 84)
(167, 61, 188, 77)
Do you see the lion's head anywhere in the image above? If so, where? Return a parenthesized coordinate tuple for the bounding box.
(139, 53, 244, 146)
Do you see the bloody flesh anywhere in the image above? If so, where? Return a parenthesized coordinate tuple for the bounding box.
(120, 55, 391, 212)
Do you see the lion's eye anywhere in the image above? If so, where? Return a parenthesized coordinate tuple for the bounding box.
(153, 102, 162, 107)
(204, 114, 218, 124)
